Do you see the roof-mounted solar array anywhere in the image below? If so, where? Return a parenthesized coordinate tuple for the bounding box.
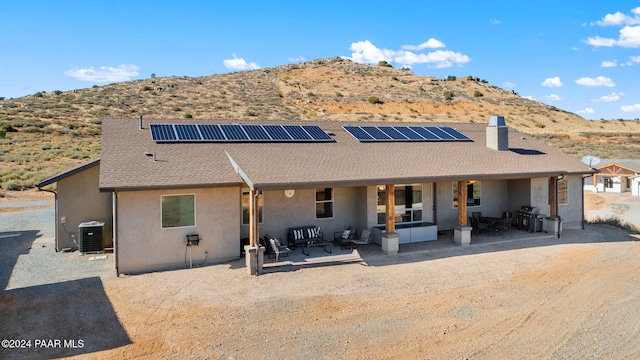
(150, 123, 334, 143)
(342, 125, 472, 142)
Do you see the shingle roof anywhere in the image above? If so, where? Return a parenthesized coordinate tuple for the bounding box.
(99, 118, 593, 191)
(597, 159, 640, 172)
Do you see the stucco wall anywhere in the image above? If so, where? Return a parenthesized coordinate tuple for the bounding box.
(435, 180, 509, 231)
(57, 165, 112, 251)
(246, 187, 365, 242)
(558, 175, 584, 229)
(507, 179, 531, 217)
(116, 187, 240, 274)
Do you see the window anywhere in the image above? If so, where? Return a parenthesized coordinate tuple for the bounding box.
(558, 178, 568, 205)
(242, 188, 263, 225)
(162, 194, 195, 228)
(377, 184, 423, 224)
(316, 188, 334, 219)
(604, 178, 614, 189)
(453, 181, 481, 208)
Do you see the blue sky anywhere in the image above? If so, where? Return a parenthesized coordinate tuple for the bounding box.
(1, 1, 639, 120)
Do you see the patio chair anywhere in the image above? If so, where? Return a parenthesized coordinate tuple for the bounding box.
(350, 229, 372, 252)
(472, 212, 486, 223)
(494, 218, 512, 238)
(269, 237, 290, 263)
(334, 225, 354, 249)
(469, 216, 489, 236)
(496, 211, 513, 237)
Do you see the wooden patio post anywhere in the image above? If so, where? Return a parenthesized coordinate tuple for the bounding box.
(457, 181, 467, 226)
(385, 184, 395, 233)
(549, 177, 558, 217)
(249, 188, 256, 247)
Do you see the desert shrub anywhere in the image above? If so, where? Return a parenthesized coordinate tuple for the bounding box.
(2, 180, 21, 191)
(183, 113, 193, 118)
(445, 75, 457, 81)
(378, 60, 392, 67)
(367, 96, 383, 104)
(335, 92, 343, 98)
(586, 216, 640, 234)
(391, 76, 398, 81)
(473, 90, 483, 97)
(443, 91, 454, 100)
(534, 122, 546, 128)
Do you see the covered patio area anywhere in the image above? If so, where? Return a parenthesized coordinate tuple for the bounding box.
(261, 226, 556, 272)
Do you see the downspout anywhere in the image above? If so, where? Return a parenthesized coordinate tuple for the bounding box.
(37, 187, 58, 251)
(113, 191, 119, 276)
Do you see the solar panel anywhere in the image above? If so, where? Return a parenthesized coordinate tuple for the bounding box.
(303, 125, 332, 140)
(283, 125, 312, 140)
(263, 125, 291, 140)
(243, 125, 270, 140)
(361, 126, 391, 140)
(409, 126, 440, 140)
(198, 124, 225, 140)
(175, 124, 202, 141)
(440, 126, 472, 141)
(426, 127, 455, 140)
(343, 125, 473, 143)
(378, 126, 408, 140)
(394, 126, 424, 140)
(220, 124, 248, 140)
(150, 124, 177, 142)
(150, 123, 334, 143)
(342, 126, 373, 141)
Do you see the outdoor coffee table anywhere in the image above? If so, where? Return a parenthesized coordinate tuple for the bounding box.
(303, 240, 333, 256)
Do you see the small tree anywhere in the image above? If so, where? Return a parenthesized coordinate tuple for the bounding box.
(446, 75, 457, 81)
(377, 60, 392, 67)
(151, 73, 156, 78)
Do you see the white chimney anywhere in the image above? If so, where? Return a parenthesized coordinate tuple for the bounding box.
(486, 115, 508, 151)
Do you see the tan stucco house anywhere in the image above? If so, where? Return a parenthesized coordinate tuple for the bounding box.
(37, 116, 593, 275)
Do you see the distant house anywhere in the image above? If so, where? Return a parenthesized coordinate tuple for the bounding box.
(583, 159, 640, 196)
(37, 116, 592, 275)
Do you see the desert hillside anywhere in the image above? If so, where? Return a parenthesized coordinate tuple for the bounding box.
(1, 57, 640, 191)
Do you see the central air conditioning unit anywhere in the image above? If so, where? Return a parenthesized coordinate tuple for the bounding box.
(78, 221, 105, 254)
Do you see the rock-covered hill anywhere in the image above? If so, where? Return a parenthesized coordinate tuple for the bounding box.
(1, 57, 640, 191)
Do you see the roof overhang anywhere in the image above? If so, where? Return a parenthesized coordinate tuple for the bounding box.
(36, 158, 101, 189)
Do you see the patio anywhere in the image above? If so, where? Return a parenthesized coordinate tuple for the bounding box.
(261, 227, 556, 271)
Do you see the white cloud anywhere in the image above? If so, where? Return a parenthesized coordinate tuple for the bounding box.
(401, 38, 446, 50)
(541, 76, 563, 88)
(489, 18, 501, 25)
(288, 56, 305, 62)
(223, 53, 260, 70)
(617, 25, 640, 47)
(522, 95, 534, 100)
(593, 11, 640, 26)
(584, 35, 617, 47)
(577, 107, 595, 114)
(621, 104, 640, 112)
(601, 60, 617, 67)
(592, 92, 623, 102)
(503, 82, 516, 89)
(545, 94, 561, 101)
(345, 40, 470, 69)
(346, 40, 394, 64)
(64, 64, 139, 82)
(630, 55, 640, 63)
(575, 76, 615, 87)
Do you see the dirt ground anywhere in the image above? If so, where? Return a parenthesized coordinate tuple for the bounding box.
(3, 192, 640, 359)
(85, 226, 640, 359)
